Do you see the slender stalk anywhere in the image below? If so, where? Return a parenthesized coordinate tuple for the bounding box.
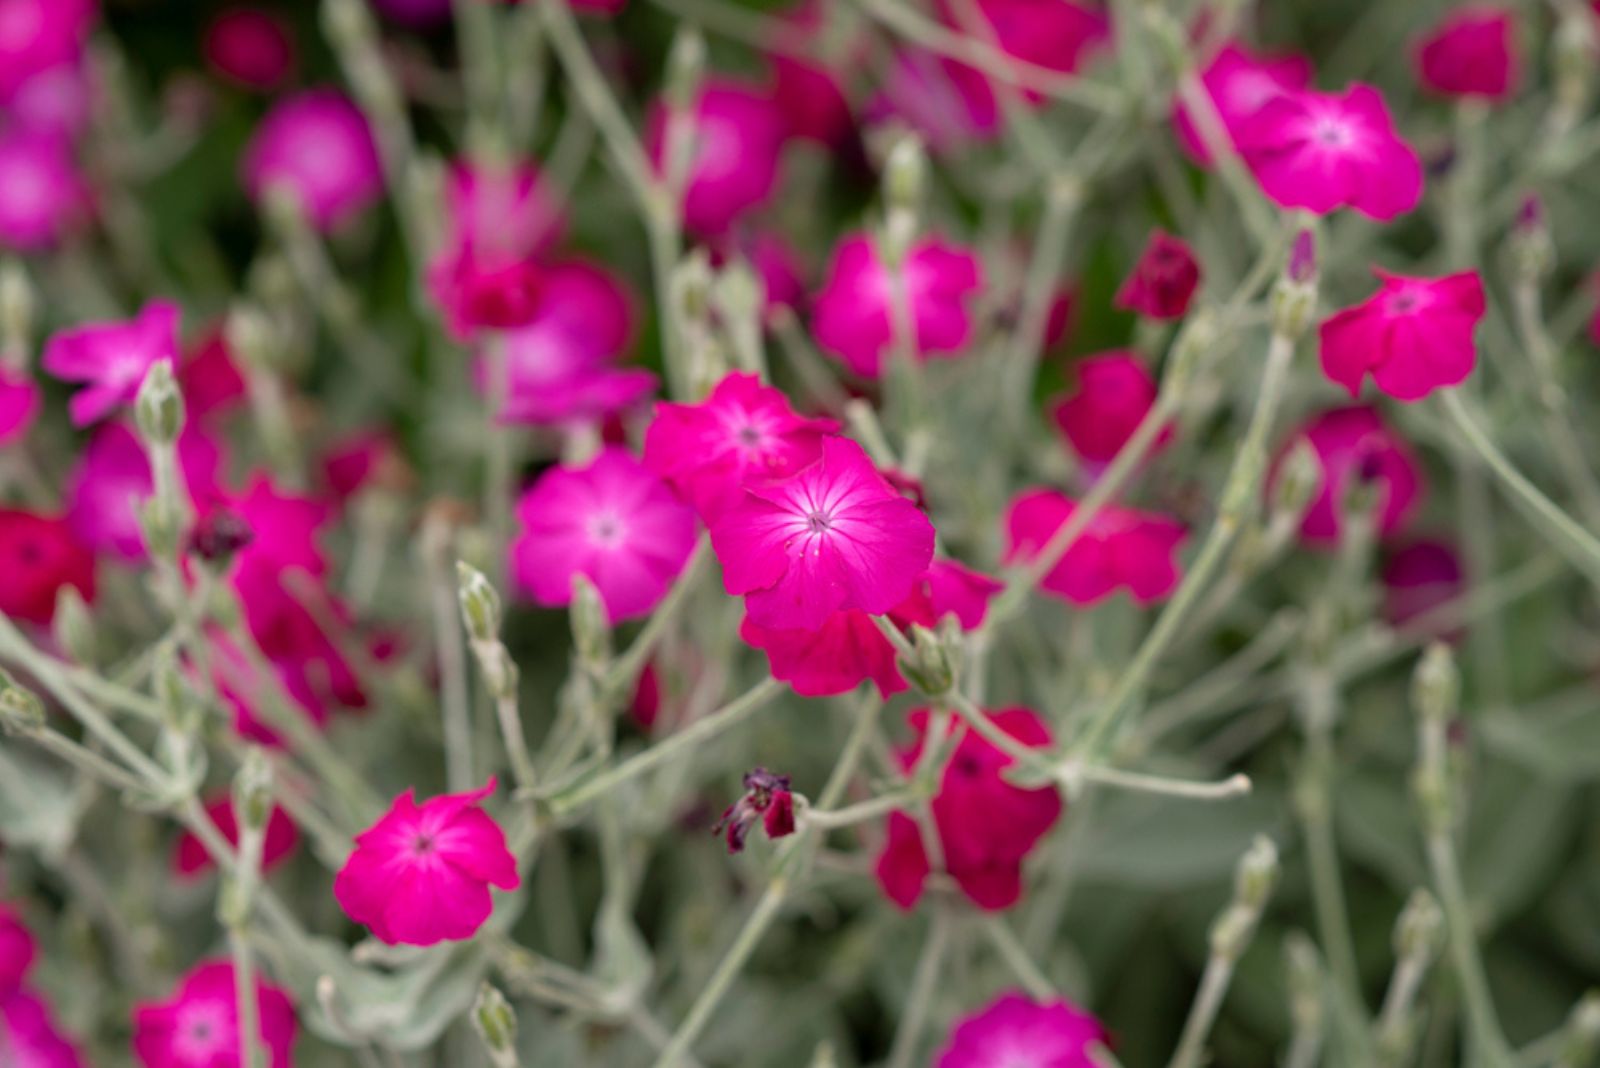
(1070, 763, 1251, 801)
(983, 915, 1056, 1000)
(803, 788, 922, 830)
(1002, 177, 1083, 428)
(1295, 674, 1363, 1015)
(886, 909, 954, 1068)
(608, 538, 708, 693)
(429, 547, 475, 794)
(1427, 834, 1513, 1067)
(1510, 281, 1600, 526)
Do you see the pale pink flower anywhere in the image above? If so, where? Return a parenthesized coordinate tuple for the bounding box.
(510, 448, 698, 623)
(812, 232, 984, 378)
(710, 436, 936, 630)
(132, 960, 297, 1068)
(935, 991, 1107, 1068)
(646, 79, 788, 237)
(242, 89, 383, 231)
(1414, 7, 1517, 101)
(0, 365, 39, 445)
(66, 421, 225, 562)
(3, 61, 94, 141)
(334, 778, 520, 946)
(1173, 42, 1310, 165)
(0, 0, 94, 101)
(1004, 489, 1186, 606)
(42, 300, 180, 427)
(1274, 405, 1423, 547)
(0, 989, 86, 1068)
(1049, 351, 1168, 466)
(1318, 269, 1484, 401)
(0, 130, 86, 251)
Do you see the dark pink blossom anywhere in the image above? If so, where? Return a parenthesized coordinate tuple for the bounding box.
(242, 89, 383, 231)
(1383, 537, 1466, 635)
(179, 330, 248, 422)
(1173, 42, 1311, 165)
(132, 960, 297, 1068)
(1115, 231, 1201, 320)
(172, 794, 300, 880)
(1004, 490, 1185, 607)
(0, 0, 94, 101)
(1318, 269, 1484, 401)
(0, 904, 34, 994)
(1414, 7, 1517, 101)
(0, 509, 96, 625)
(41, 300, 180, 427)
(942, 0, 1107, 87)
(1049, 351, 1167, 465)
(646, 79, 788, 237)
(710, 436, 936, 630)
(812, 232, 985, 378)
(1275, 405, 1423, 548)
(1236, 83, 1423, 220)
(0, 988, 86, 1068)
(66, 421, 226, 562)
(0, 131, 86, 252)
(510, 448, 698, 623)
(203, 9, 295, 92)
(334, 778, 520, 946)
(0, 366, 39, 445)
(711, 767, 796, 853)
(935, 991, 1107, 1067)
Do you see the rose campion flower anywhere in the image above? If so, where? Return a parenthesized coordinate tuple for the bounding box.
(1319, 269, 1485, 402)
(1173, 42, 1311, 165)
(510, 448, 697, 623)
(1275, 405, 1423, 548)
(935, 991, 1107, 1068)
(770, 54, 857, 147)
(0, 0, 94, 100)
(0, 366, 39, 445)
(1115, 231, 1201, 321)
(0, 131, 86, 252)
(876, 707, 1062, 911)
(944, 0, 1107, 85)
(41, 300, 180, 427)
(1236, 84, 1423, 221)
(643, 371, 839, 524)
(66, 421, 225, 562)
(1049, 351, 1167, 466)
(645, 79, 788, 237)
(133, 960, 297, 1068)
(870, 49, 1000, 151)
(0, 904, 34, 994)
(179, 330, 248, 422)
(4, 60, 95, 142)
(172, 794, 299, 879)
(334, 778, 520, 946)
(0, 509, 95, 625)
(710, 436, 936, 630)
(1414, 7, 1517, 101)
(1383, 537, 1466, 635)
(203, 8, 295, 92)
(812, 232, 985, 378)
(0, 988, 86, 1068)
(242, 89, 383, 232)
(1004, 490, 1186, 607)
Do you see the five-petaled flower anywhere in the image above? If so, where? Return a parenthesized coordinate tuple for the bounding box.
(1318, 269, 1485, 401)
(935, 990, 1108, 1068)
(42, 300, 181, 427)
(132, 960, 298, 1068)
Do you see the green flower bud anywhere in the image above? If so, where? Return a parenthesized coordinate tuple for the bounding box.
(52, 586, 96, 666)
(665, 27, 707, 112)
(472, 982, 519, 1063)
(1411, 643, 1459, 725)
(1393, 888, 1443, 961)
(569, 574, 612, 667)
(234, 747, 274, 833)
(0, 669, 44, 735)
(457, 561, 503, 643)
(135, 361, 185, 448)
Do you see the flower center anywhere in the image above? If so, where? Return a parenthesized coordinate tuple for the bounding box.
(1312, 117, 1353, 148)
(410, 831, 437, 856)
(805, 509, 833, 534)
(1384, 289, 1427, 316)
(586, 510, 627, 548)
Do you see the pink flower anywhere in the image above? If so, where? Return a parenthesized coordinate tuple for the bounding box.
(204, 9, 296, 92)
(1236, 83, 1423, 221)
(0, 905, 34, 994)
(645, 79, 788, 237)
(1173, 42, 1311, 165)
(66, 421, 225, 562)
(712, 767, 796, 853)
(334, 778, 520, 946)
(172, 794, 299, 880)
(0, 509, 95, 625)
(871, 49, 999, 151)
(369, 0, 451, 24)
(41, 300, 180, 427)
(3, 60, 95, 142)
(1, 989, 86, 1068)
(1319, 269, 1484, 401)
(1004, 489, 1186, 607)
(320, 431, 406, 503)
(875, 708, 1061, 911)
(935, 991, 1107, 1068)
(1050, 351, 1167, 465)
(1274, 405, 1422, 547)
(0, 0, 94, 100)
(1383, 537, 1465, 635)
(179, 330, 248, 421)
(510, 448, 698, 623)
(1414, 7, 1517, 101)
(770, 54, 856, 147)
(0, 365, 39, 445)
(643, 371, 839, 524)
(132, 960, 297, 1068)
(942, 0, 1107, 84)
(710, 436, 936, 630)
(812, 233, 985, 378)
(1115, 231, 1201, 320)
(242, 89, 383, 231)
(0, 130, 86, 252)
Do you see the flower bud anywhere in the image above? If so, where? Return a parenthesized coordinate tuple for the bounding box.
(1393, 888, 1443, 961)
(0, 260, 33, 347)
(884, 135, 927, 216)
(1559, 991, 1600, 1068)
(1271, 230, 1319, 341)
(140, 496, 182, 561)
(474, 641, 520, 701)
(1283, 932, 1324, 1036)
(321, 0, 372, 53)
(900, 623, 956, 696)
(1411, 643, 1459, 725)
(153, 645, 205, 737)
(0, 669, 44, 735)
(674, 249, 714, 325)
(226, 304, 277, 373)
(665, 27, 707, 112)
(136, 361, 185, 447)
(569, 574, 612, 667)
(457, 561, 503, 643)
(1507, 194, 1554, 285)
(472, 984, 520, 1067)
(1233, 834, 1280, 911)
(52, 586, 96, 666)
(1553, 9, 1596, 119)
(1163, 307, 1217, 398)
(233, 747, 274, 833)
(1270, 437, 1320, 522)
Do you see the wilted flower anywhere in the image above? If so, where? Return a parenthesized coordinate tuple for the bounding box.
(712, 767, 796, 853)
(1115, 231, 1201, 321)
(1272, 405, 1423, 547)
(1318, 269, 1485, 401)
(132, 960, 297, 1068)
(935, 991, 1107, 1067)
(41, 300, 181, 427)
(0, 509, 96, 625)
(242, 89, 384, 231)
(646, 79, 788, 237)
(1414, 7, 1517, 101)
(1004, 490, 1186, 607)
(1049, 351, 1167, 466)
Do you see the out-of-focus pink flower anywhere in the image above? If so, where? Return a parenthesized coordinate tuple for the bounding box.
(0, 988, 86, 1068)
(132, 960, 297, 1068)
(321, 431, 406, 503)
(1237, 84, 1423, 220)
(334, 778, 520, 946)
(869, 49, 999, 150)
(935, 991, 1107, 1067)
(876, 707, 1061, 911)
(0, 509, 95, 625)
(710, 436, 936, 630)
(0, 904, 34, 995)
(204, 8, 295, 92)
(0, 131, 86, 252)
(1414, 7, 1517, 101)
(1319, 269, 1484, 402)
(3, 61, 94, 141)
(630, 661, 662, 730)
(511, 448, 698, 623)
(1115, 231, 1201, 320)
(742, 232, 810, 321)
(646, 79, 788, 237)
(644, 371, 838, 524)
(172, 794, 299, 880)
(66, 421, 225, 562)
(1382, 537, 1465, 634)
(41, 300, 180, 427)
(370, 0, 451, 24)
(0, 366, 39, 445)
(0, 0, 94, 101)
(770, 54, 856, 146)
(1004, 490, 1185, 606)
(1275, 405, 1423, 548)
(242, 89, 384, 232)
(179, 330, 247, 422)
(812, 232, 984, 378)
(1173, 42, 1311, 165)
(1050, 351, 1167, 466)
(942, 0, 1107, 83)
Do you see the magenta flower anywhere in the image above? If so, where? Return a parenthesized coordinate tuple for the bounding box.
(943, 0, 1107, 85)
(1236, 83, 1423, 220)
(1319, 269, 1484, 402)
(132, 960, 297, 1068)
(510, 448, 698, 623)
(1049, 351, 1168, 466)
(712, 767, 797, 853)
(1004, 490, 1186, 607)
(1382, 538, 1465, 635)
(645, 79, 788, 237)
(0, 905, 34, 995)
(0, 130, 86, 252)
(41, 300, 180, 427)
(203, 8, 295, 92)
(770, 54, 857, 147)
(869, 49, 1000, 151)
(172, 794, 300, 880)
(1, 989, 86, 1068)
(66, 421, 225, 561)
(0, 509, 95, 626)
(876, 707, 1062, 911)
(812, 232, 985, 378)
(334, 778, 520, 946)
(242, 89, 383, 231)
(935, 991, 1107, 1068)
(710, 436, 936, 630)
(1274, 405, 1422, 548)
(1172, 42, 1311, 165)
(4, 60, 95, 142)
(643, 371, 839, 524)
(0, 366, 39, 445)
(0, 0, 94, 100)
(1115, 230, 1201, 321)
(1414, 7, 1517, 101)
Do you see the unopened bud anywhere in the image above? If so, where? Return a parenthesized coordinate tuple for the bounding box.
(674, 250, 714, 324)
(457, 561, 502, 643)
(135, 361, 184, 447)
(0, 260, 33, 345)
(321, 0, 372, 51)
(1284, 932, 1324, 1035)
(900, 624, 956, 695)
(665, 27, 706, 112)
(1412, 643, 1459, 724)
(140, 496, 182, 560)
(1508, 194, 1554, 283)
(1271, 437, 1320, 521)
(0, 669, 44, 735)
(52, 586, 96, 666)
(1163, 307, 1217, 397)
(1393, 888, 1443, 961)
(1271, 231, 1318, 340)
(234, 748, 274, 832)
(153, 646, 204, 736)
(884, 136, 927, 215)
(472, 983, 520, 1067)
(569, 575, 612, 667)
(1559, 991, 1600, 1068)
(226, 304, 277, 373)
(1554, 10, 1596, 117)
(1233, 835, 1279, 910)
(474, 641, 520, 701)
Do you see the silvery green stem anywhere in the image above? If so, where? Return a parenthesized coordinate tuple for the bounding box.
(983, 914, 1055, 1000)
(1295, 672, 1363, 1016)
(1376, 891, 1444, 1067)
(885, 907, 954, 1068)
(452, 0, 503, 151)
(1510, 280, 1600, 527)
(802, 788, 922, 830)
(1002, 176, 1083, 430)
(226, 834, 266, 1068)
(425, 521, 474, 794)
(1553, 993, 1600, 1068)
(1067, 762, 1251, 801)
(608, 538, 709, 696)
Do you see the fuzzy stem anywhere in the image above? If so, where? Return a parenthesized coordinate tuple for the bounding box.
(886, 908, 954, 1068)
